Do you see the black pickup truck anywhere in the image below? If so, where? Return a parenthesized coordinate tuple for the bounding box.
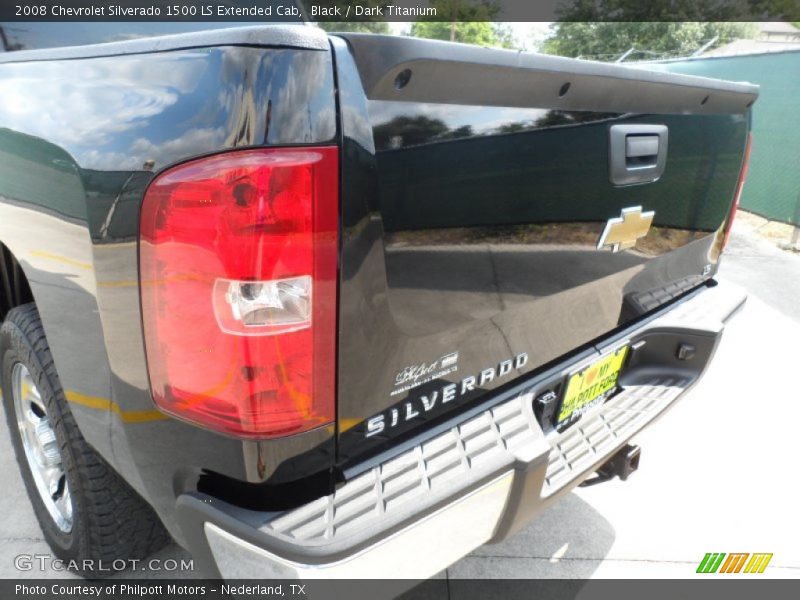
(0, 20, 756, 580)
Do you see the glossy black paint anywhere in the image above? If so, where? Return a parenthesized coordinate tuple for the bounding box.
(0, 19, 302, 52)
(0, 29, 754, 545)
(331, 37, 750, 470)
(0, 41, 337, 544)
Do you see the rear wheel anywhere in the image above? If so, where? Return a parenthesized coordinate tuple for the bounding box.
(11, 361, 74, 533)
(1, 303, 169, 577)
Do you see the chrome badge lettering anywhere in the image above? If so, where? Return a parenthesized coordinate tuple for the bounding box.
(367, 353, 528, 438)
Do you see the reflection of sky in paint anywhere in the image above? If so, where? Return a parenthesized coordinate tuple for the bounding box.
(1, 21, 302, 50)
(0, 52, 211, 169)
(369, 101, 550, 136)
(0, 47, 334, 172)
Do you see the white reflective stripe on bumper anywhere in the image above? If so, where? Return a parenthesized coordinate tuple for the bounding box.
(205, 471, 514, 579)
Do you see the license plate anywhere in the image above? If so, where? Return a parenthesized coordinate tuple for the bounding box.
(556, 345, 629, 431)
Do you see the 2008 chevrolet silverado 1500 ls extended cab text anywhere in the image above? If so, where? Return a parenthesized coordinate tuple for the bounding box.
(0, 19, 757, 581)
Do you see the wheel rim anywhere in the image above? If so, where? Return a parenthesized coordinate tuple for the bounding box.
(11, 363, 73, 533)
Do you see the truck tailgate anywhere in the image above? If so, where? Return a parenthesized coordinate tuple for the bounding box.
(331, 35, 757, 469)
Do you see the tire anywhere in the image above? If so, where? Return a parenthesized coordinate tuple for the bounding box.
(0, 303, 169, 578)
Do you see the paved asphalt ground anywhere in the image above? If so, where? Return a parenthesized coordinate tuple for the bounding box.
(1, 221, 798, 585)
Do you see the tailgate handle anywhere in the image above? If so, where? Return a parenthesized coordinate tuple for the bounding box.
(626, 135, 659, 159)
(609, 124, 668, 186)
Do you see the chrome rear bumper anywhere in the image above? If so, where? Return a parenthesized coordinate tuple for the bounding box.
(178, 281, 746, 581)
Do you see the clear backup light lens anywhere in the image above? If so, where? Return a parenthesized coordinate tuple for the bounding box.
(139, 147, 338, 439)
(214, 276, 312, 335)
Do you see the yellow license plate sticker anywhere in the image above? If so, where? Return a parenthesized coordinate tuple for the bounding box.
(557, 346, 629, 429)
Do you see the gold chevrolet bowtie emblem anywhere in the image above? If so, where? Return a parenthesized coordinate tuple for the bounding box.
(596, 206, 655, 252)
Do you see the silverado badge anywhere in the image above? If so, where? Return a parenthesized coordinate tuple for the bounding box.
(597, 206, 654, 252)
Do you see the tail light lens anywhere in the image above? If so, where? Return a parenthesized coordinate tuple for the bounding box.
(721, 133, 752, 250)
(139, 148, 338, 438)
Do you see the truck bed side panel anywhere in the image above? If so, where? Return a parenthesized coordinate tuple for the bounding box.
(0, 37, 336, 541)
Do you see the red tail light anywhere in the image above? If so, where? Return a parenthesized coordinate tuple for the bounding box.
(722, 133, 752, 250)
(139, 148, 338, 438)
